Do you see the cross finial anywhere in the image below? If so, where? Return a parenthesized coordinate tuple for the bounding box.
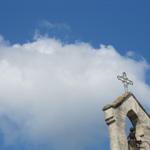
(117, 72, 133, 93)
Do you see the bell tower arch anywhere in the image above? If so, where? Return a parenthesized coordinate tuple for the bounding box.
(103, 92, 150, 150)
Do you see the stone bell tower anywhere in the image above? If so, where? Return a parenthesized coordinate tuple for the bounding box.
(103, 73, 150, 150)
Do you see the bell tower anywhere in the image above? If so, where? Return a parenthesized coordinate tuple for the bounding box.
(103, 73, 150, 150)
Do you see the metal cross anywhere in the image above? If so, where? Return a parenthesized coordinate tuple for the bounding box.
(117, 72, 133, 93)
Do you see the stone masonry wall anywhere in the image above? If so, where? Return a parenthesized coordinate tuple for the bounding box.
(103, 93, 150, 150)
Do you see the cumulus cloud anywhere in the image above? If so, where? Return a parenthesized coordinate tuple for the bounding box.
(0, 36, 149, 149)
(34, 21, 71, 41)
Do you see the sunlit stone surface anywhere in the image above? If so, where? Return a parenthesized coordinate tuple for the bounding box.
(103, 92, 150, 150)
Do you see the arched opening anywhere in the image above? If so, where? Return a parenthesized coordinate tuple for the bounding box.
(127, 110, 138, 127)
(125, 117, 133, 138)
(125, 110, 141, 150)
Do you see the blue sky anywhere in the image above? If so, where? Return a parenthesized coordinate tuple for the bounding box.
(0, 0, 150, 57)
(0, 0, 150, 150)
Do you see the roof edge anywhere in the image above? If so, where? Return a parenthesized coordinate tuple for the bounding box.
(103, 92, 150, 118)
(103, 92, 132, 111)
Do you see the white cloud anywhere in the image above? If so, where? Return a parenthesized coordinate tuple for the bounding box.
(34, 21, 71, 41)
(40, 21, 70, 31)
(0, 36, 149, 149)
